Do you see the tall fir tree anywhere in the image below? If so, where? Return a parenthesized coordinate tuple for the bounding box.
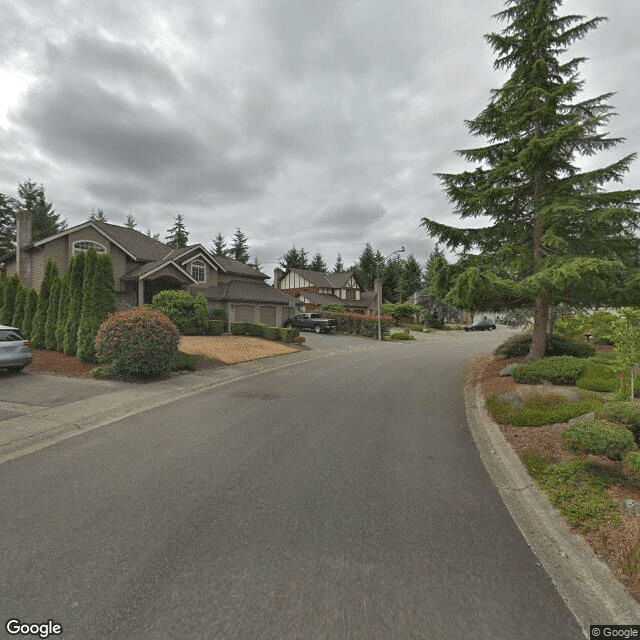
(211, 232, 228, 257)
(55, 272, 71, 352)
(278, 246, 309, 270)
(0, 193, 17, 254)
(124, 213, 137, 229)
(63, 251, 86, 355)
(354, 243, 378, 290)
(16, 180, 66, 241)
(229, 228, 250, 263)
(76, 248, 100, 362)
(248, 254, 262, 271)
(309, 252, 328, 273)
(31, 260, 59, 348)
(402, 254, 423, 297)
(165, 214, 189, 248)
(333, 254, 345, 274)
(22, 289, 38, 340)
(11, 284, 27, 332)
(421, 0, 640, 360)
(89, 208, 108, 222)
(1, 274, 20, 325)
(44, 277, 62, 350)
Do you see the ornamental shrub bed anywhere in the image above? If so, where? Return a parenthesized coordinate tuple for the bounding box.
(231, 322, 247, 335)
(624, 451, 640, 485)
(205, 320, 224, 335)
(596, 402, 640, 444)
(494, 333, 595, 359)
(95, 308, 180, 381)
(279, 327, 298, 343)
(512, 356, 587, 385)
(264, 327, 280, 341)
(576, 362, 618, 392)
(148, 290, 209, 335)
(562, 419, 635, 461)
(248, 323, 266, 337)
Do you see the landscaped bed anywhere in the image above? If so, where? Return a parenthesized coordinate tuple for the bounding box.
(469, 351, 640, 603)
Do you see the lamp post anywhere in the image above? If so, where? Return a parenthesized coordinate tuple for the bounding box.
(377, 246, 405, 340)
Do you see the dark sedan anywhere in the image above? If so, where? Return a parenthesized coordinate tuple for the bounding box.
(464, 319, 496, 332)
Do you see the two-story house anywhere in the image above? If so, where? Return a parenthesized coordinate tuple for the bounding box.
(273, 268, 378, 314)
(1, 211, 297, 327)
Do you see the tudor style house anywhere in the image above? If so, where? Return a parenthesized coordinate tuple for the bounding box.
(273, 267, 378, 314)
(1, 211, 297, 327)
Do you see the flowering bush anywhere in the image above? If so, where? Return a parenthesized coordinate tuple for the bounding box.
(94, 307, 179, 381)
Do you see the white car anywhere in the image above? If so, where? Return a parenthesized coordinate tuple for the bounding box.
(0, 325, 33, 373)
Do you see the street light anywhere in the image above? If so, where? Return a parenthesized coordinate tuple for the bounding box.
(377, 246, 405, 340)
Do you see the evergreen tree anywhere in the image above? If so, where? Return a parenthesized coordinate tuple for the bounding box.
(31, 260, 59, 348)
(248, 254, 262, 271)
(333, 254, 345, 273)
(56, 272, 71, 351)
(146, 228, 160, 241)
(45, 277, 62, 350)
(354, 243, 378, 290)
(124, 213, 137, 229)
(63, 251, 86, 355)
(165, 214, 189, 248)
(16, 180, 66, 241)
(421, 1, 640, 360)
(403, 255, 423, 297)
(229, 228, 250, 263)
(309, 252, 328, 273)
(383, 257, 405, 303)
(11, 284, 27, 332)
(0, 193, 17, 254)
(22, 289, 38, 340)
(0, 272, 5, 310)
(89, 208, 108, 222)
(211, 232, 228, 257)
(76, 248, 99, 362)
(1, 274, 20, 325)
(278, 246, 309, 270)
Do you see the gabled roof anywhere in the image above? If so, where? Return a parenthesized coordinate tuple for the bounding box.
(284, 268, 362, 290)
(189, 281, 296, 304)
(213, 255, 268, 279)
(91, 221, 168, 261)
(122, 259, 198, 282)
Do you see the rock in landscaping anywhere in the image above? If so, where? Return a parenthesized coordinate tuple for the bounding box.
(621, 499, 640, 516)
(568, 412, 596, 425)
(497, 385, 583, 408)
(499, 363, 520, 377)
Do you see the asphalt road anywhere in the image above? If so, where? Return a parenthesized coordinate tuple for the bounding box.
(0, 331, 583, 639)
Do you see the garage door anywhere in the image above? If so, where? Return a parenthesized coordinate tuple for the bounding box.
(234, 304, 254, 323)
(260, 306, 277, 326)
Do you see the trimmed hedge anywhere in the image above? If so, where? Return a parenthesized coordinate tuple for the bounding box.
(512, 356, 587, 385)
(148, 290, 209, 335)
(279, 327, 298, 343)
(44, 277, 62, 350)
(95, 308, 180, 381)
(320, 311, 392, 337)
(231, 322, 247, 335)
(562, 419, 635, 461)
(265, 327, 280, 341)
(248, 323, 267, 337)
(22, 289, 38, 340)
(212, 308, 226, 320)
(494, 333, 595, 359)
(1, 274, 20, 326)
(11, 285, 27, 332)
(205, 320, 224, 335)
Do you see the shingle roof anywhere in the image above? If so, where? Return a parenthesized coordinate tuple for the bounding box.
(188, 281, 296, 304)
(297, 291, 344, 306)
(214, 255, 268, 279)
(286, 268, 361, 289)
(92, 221, 169, 261)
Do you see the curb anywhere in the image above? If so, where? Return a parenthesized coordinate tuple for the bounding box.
(465, 369, 640, 637)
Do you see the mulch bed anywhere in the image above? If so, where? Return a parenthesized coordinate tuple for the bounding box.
(470, 353, 640, 602)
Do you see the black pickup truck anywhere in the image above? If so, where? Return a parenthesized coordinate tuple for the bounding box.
(285, 313, 337, 334)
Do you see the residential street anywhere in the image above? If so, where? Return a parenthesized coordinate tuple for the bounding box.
(0, 331, 583, 639)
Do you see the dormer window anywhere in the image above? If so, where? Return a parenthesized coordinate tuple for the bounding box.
(191, 260, 206, 282)
(73, 240, 106, 254)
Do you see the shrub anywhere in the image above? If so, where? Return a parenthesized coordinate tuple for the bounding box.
(596, 402, 640, 444)
(624, 451, 640, 484)
(21, 289, 38, 340)
(148, 290, 209, 335)
(231, 322, 247, 335)
(486, 393, 603, 427)
(11, 285, 27, 332)
(264, 327, 280, 341)
(44, 277, 62, 350)
(494, 333, 595, 359)
(212, 308, 226, 320)
(512, 356, 586, 385)
(320, 304, 346, 313)
(390, 332, 414, 340)
(62, 252, 86, 355)
(421, 313, 445, 329)
(95, 308, 180, 381)
(248, 323, 266, 337)
(32, 260, 59, 349)
(381, 302, 420, 324)
(1, 274, 20, 326)
(590, 351, 617, 365)
(205, 320, 224, 336)
(279, 327, 298, 343)
(576, 362, 618, 392)
(562, 419, 635, 461)
(320, 311, 392, 337)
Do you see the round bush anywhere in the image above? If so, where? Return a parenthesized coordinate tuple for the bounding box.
(624, 451, 640, 484)
(512, 356, 586, 385)
(95, 308, 180, 381)
(562, 419, 635, 461)
(148, 290, 209, 335)
(596, 401, 640, 444)
(494, 333, 595, 359)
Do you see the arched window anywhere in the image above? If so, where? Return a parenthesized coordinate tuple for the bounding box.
(191, 259, 206, 282)
(73, 240, 106, 254)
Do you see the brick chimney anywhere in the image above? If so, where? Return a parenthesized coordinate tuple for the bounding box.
(16, 209, 32, 285)
(273, 268, 283, 289)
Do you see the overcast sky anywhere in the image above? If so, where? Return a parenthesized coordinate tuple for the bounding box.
(1, 0, 639, 280)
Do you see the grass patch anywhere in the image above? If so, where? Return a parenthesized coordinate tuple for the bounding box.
(173, 351, 199, 371)
(402, 323, 429, 332)
(390, 332, 415, 340)
(486, 392, 604, 427)
(532, 458, 621, 532)
(576, 361, 619, 392)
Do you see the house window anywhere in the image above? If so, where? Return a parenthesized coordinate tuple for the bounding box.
(191, 260, 206, 282)
(73, 240, 106, 254)
(346, 289, 356, 299)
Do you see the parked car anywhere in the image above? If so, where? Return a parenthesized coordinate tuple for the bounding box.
(284, 313, 337, 334)
(0, 325, 33, 373)
(463, 319, 496, 332)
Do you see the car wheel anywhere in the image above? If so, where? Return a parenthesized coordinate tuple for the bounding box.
(314, 324, 322, 334)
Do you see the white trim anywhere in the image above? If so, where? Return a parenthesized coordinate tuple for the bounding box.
(72, 239, 107, 254)
(139, 260, 198, 283)
(179, 250, 217, 269)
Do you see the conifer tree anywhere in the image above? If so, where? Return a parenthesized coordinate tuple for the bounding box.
(11, 284, 27, 332)
(403, 255, 423, 297)
(165, 214, 189, 248)
(32, 260, 59, 348)
(333, 254, 345, 273)
(76, 248, 99, 362)
(248, 254, 262, 271)
(211, 232, 228, 257)
(22, 289, 38, 340)
(63, 251, 86, 355)
(421, 1, 640, 360)
(16, 180, 66, 241)
(89, 208, 108, 222)
(0, 272, 5, 310)
(1, 274, 20, 325)
(354, 243, 378, 290)
(309, 253, 328, 273)
(56, 272, 71, 351)
(0, 193, 16, 254)
(124, 213, 137, 229)
(229, 228, 250, 263)
(45, 277, 62, 350)
(278, 246, 309, 270)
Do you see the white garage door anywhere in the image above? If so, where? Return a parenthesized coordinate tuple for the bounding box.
(260, 306, 277, 326)
(234, 304, 254, 323)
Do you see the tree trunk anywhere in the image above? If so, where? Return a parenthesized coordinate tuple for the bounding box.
(528, 295, 548, 361)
